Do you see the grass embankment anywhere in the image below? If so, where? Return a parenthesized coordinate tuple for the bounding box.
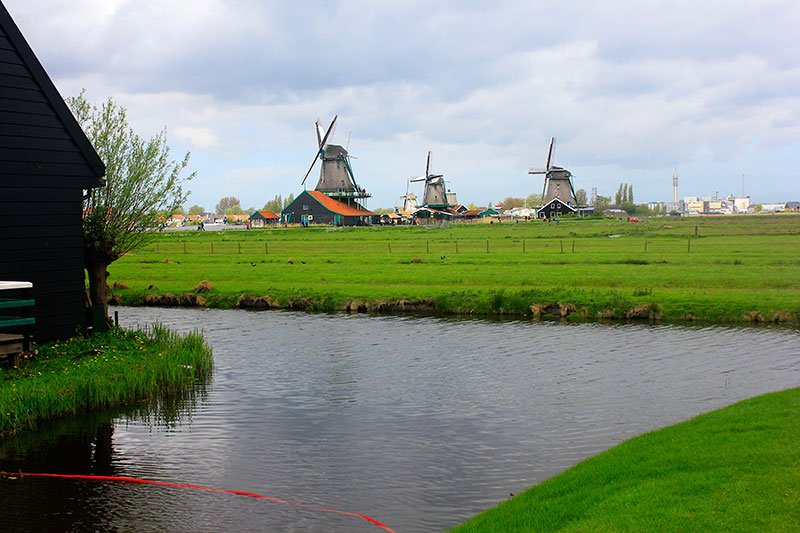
(108, 214, 800, 325)
(452, 387, 800, 531)
(0, 326, 212, 437)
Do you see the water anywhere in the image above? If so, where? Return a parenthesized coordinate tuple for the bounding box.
(2, 308, 799, 532)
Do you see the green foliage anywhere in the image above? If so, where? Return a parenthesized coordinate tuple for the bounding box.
(526, 193, 543, 206)
(501, 197, 525, 209)
(595, 195, 611, 211)
(262, 194, 285, 214)
(66, 90, 195, 263)
(0, 326, 213, 437)
(575, 188, 587, 205)
(188, 204, 205, 215)
(216, 196, 241, 214)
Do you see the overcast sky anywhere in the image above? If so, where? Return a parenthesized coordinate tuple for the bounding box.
(7, 0, 799, 209)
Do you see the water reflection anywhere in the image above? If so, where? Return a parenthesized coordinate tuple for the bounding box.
(2, 308, 799, 532)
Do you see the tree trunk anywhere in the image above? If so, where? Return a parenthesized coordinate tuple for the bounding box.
(85, 248, 112, 328)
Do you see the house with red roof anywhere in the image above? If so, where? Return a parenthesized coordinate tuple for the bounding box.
(282, 190, 376, 226)
(249, 210, 279, 227)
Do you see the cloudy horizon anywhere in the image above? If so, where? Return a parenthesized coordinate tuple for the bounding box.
(6, 0, 799, 210)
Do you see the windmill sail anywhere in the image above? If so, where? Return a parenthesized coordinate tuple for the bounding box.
(302, 115, 370, 205)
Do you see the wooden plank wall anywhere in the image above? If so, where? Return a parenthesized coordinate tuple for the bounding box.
(0, 26, 98, 340)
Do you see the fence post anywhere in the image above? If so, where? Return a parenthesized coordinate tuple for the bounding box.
(486, 240, 489, 253)
(644, 241, 647, 252)
(265, 242, 268, 254)
(572, 240, 575, 253)
(560, 240, 563, 253)
(238, 242, 241, 254)
(388, 242, 392, 254)
(184, 242, 187, 254)
(211, 242, 214, 254)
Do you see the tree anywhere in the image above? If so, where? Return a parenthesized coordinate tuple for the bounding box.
(575, 189, 587, 205)
(526, 193, 543, 206)
(596, 195, 611, 212)
(216, 196, 241, 214)
(615, 184, 623, 206)
(262, 194, 283, 214)
(188, 204, 205, 215)
(67, 90, 194, 324)
(628, 185, 634, 204)
(502, 197, 525, 209)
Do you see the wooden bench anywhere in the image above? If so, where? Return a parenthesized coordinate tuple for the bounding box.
(0, 281, 35, 367)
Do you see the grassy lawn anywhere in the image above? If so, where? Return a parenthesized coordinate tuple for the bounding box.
(0, 326, 212, 437)
(108, 213, 800, 325)
(450, 387, 800, 532)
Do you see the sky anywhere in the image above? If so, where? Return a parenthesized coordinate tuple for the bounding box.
(6, 0, 800, 210)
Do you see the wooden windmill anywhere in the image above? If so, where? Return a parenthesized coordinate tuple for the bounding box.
(301, 116, 370, 207)
(529, 137, 578, 218)
(399, 178, 419, 213)
(410, 151, 452, 209)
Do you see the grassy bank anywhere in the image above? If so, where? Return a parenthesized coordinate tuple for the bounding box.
(0, 326, 212, 437)
(451, 387, 800, 531)
(108, 214, 800, 325)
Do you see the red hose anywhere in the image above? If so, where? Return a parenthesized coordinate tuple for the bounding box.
(0, 472, 397, 532)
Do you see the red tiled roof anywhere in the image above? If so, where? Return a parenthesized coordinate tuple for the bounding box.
(253, 210, 279, 219)
(306, 190, 377, 216)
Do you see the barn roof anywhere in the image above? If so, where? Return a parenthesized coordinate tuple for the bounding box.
(305, 190, 376, 216)
(0, 3, 105, 187)
(250, 210, 278, 220)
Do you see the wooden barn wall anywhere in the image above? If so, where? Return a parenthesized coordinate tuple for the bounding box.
(0, 25, 99, 340)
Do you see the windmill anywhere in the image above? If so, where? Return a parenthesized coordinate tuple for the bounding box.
(301, 115, 370, 207)
(398, 178, 419, 213)
(410, 151, 451, 209)
(528, 137, 577, 207)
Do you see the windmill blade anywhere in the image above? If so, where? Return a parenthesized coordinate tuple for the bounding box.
(426, 151, 431, 178)
(545, 137, 555, 170)
(409, 176, 426, 182)
(301, 115, 338, 185)
(528, 168, 547, 174)
(315, 120, 325, 148)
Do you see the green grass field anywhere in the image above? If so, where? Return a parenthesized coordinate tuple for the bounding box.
(108, 213, 800, 325)
(450, 387, 800, 532)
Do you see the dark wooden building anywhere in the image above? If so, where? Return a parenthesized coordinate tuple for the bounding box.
(0, 3, 105, 340)
(282, 190, 376, 226)
(536, 198, 576, 219)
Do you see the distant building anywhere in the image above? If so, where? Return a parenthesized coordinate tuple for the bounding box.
(282, 190, 376, 226)
(249, 210, 279, 227)
(686, 200, 709, 214)
(727, 195, 751, 213)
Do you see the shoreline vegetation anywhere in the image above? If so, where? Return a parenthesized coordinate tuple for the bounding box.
(108, 213, 800, 327)
(0, 326, 212, 437)
(450, 387, 800, 531)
